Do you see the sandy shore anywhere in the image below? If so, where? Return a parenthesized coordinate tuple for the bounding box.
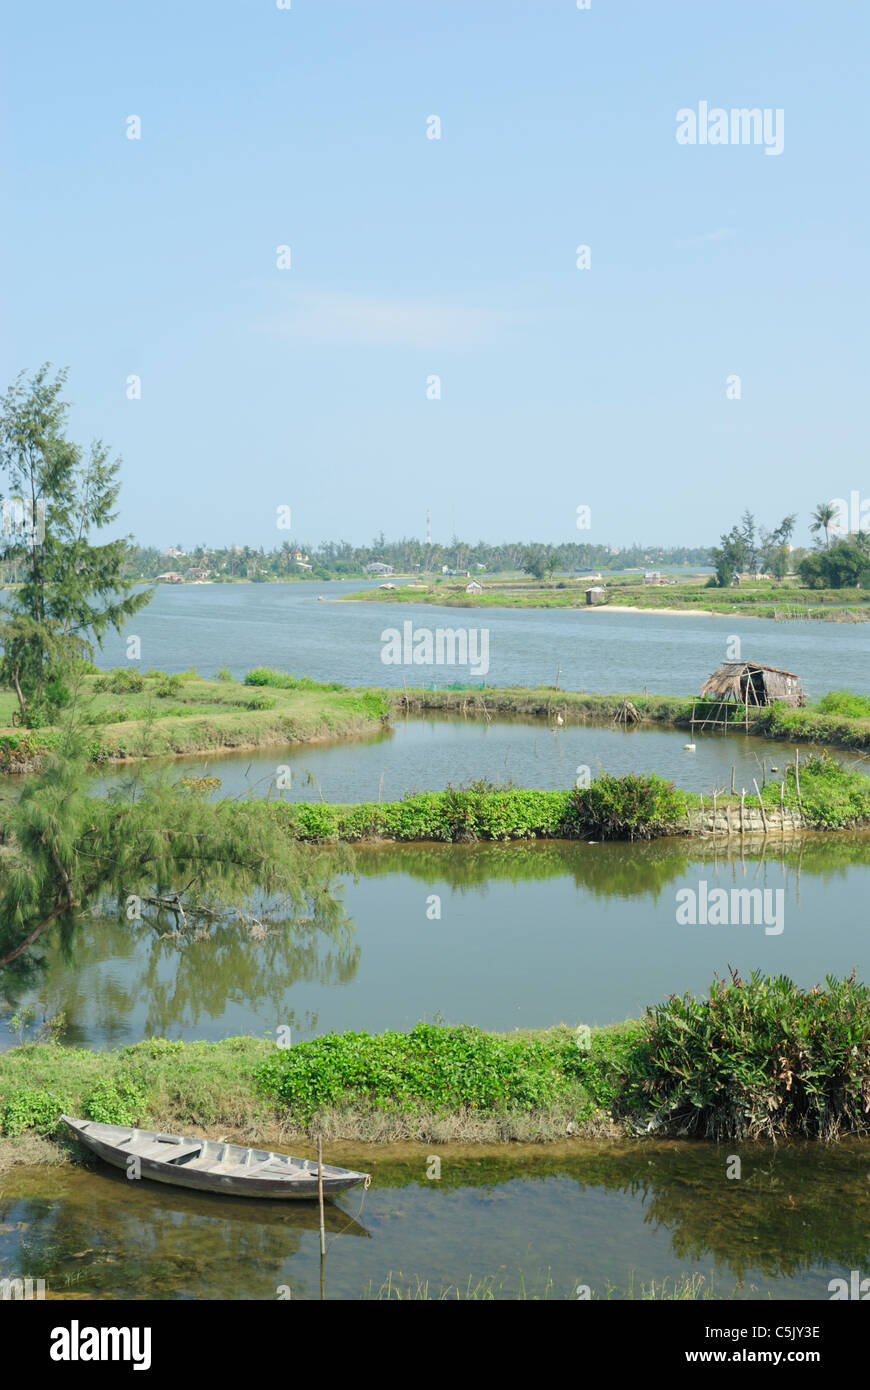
(588, 604, 728, 618)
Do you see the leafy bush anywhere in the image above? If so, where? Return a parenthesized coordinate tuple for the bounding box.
(234, 694, 276, 711)
(561, 772, 688, 840)
(769, 752, 870, 828)
(1, 1087, 67, 1136)
(154, 675, 183, 697)
(93, 667, 145, 694)
(816, 690, 870, 719)
(0, 730, 58, 771)
(620, 971, 870, 1139)
(214, 667, 234, 681)
(255, 1022, 586, 1122)
(243, 667, 345, 692)
(83, 1076, 146, 1126)
(276, 787, 570, 843)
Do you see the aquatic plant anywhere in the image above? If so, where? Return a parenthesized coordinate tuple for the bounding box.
(621, 969, 870, 1140)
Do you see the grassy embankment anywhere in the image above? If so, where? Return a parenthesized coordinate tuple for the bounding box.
(397, 686, 870, 757)
(0, 667, 391, 772)
(342, 571, 869, 620)
(4, 669, 870, 772)
(257, 756, 870, 841)
(3, 972, 870, 1166)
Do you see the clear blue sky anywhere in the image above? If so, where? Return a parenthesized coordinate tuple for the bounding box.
(3, 0, 867, 550)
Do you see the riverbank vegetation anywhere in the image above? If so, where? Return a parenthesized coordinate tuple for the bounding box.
(267, 754, 870, 841)
(5, 671, 870, 775)
(0, 668, 390, 771)
(1, 750, 868, 970)
(4, 972, 870, 1160)
(342, 570, 869, 620)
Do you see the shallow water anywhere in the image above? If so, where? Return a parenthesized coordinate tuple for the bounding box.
(92, 714, 858, 804)
(3, 1139, 869, 1300)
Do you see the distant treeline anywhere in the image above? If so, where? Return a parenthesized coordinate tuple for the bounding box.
(106, 538, 712, 582)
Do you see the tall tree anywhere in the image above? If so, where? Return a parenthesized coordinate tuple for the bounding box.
(810, 501, 838, 549)
(0, 366, 153, 724)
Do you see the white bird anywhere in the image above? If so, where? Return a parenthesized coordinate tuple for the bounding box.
(555, 714, 564, 726)
(684, 743, 696, 751)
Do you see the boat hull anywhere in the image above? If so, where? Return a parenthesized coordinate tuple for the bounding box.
(62, 1117, 369, 1201)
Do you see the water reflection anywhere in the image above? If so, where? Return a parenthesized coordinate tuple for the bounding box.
(4, 834, 870, 1046)
(3, 1140, 869, 1299)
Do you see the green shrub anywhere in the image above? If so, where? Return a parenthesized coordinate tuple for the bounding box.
(561, 772, 688, 840)
(243, 667, 344, 692)
(768, 752, 870, 828)
(93, 667, 145, 694)
(214, 667, 234, 681)
(154, 675, 183, 697)
(816, 690, 870, 719)
(2, 1087, 67, 1136)
(83, 1076, 146, 1126)
(255, 1022, 586, 1122)
(620, 971, 870, 1139)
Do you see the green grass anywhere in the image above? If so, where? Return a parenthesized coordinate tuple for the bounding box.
(4, 671, 870, 774)
(5, 972, 870, 1148)
(0, 671, 391, 768)
(342, 573, 869, 620)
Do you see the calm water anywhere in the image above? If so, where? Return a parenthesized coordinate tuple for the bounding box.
(3, 1139, 869, 1300)
(7, 585, 870, 1301)
(3, 836, 869, 1048)
(93, 580, 870, 698)
(94, 714, 856, 804)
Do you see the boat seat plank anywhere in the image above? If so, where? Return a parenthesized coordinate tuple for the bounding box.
(131, 1140, 203, 1164)
(208, 1158, 310, 1180)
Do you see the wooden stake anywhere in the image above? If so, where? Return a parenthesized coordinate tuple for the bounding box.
(317, 1133, 326, 1258)
(731, 765, 736, 794)
(753, 778, 768, 835)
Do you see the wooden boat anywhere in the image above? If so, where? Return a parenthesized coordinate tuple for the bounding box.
(61, 1116, 370, 1201)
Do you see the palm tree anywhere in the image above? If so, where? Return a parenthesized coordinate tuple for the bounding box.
(810, 501, 838, 549)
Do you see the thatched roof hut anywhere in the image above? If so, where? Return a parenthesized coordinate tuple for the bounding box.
(700, 661, 805, 708)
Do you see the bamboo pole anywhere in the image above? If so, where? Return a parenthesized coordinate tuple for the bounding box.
(317, 1134, 326, 1258)
(731, 765, 736, 794)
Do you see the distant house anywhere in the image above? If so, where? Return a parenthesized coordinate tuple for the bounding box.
(585, 586, 607, 605)
(378, 581, 398, 590)
(465, 579, 483, 594)
(643, 571, 663, 585)
(365, 562, 394, 575)
(162, 548, 185, 559)
(187, 567, 211, 580)
(296, 561, 313, 572)
(156, 571, 183, 583)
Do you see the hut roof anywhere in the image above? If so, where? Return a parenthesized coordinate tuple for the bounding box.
(700, 661, 801, 699)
